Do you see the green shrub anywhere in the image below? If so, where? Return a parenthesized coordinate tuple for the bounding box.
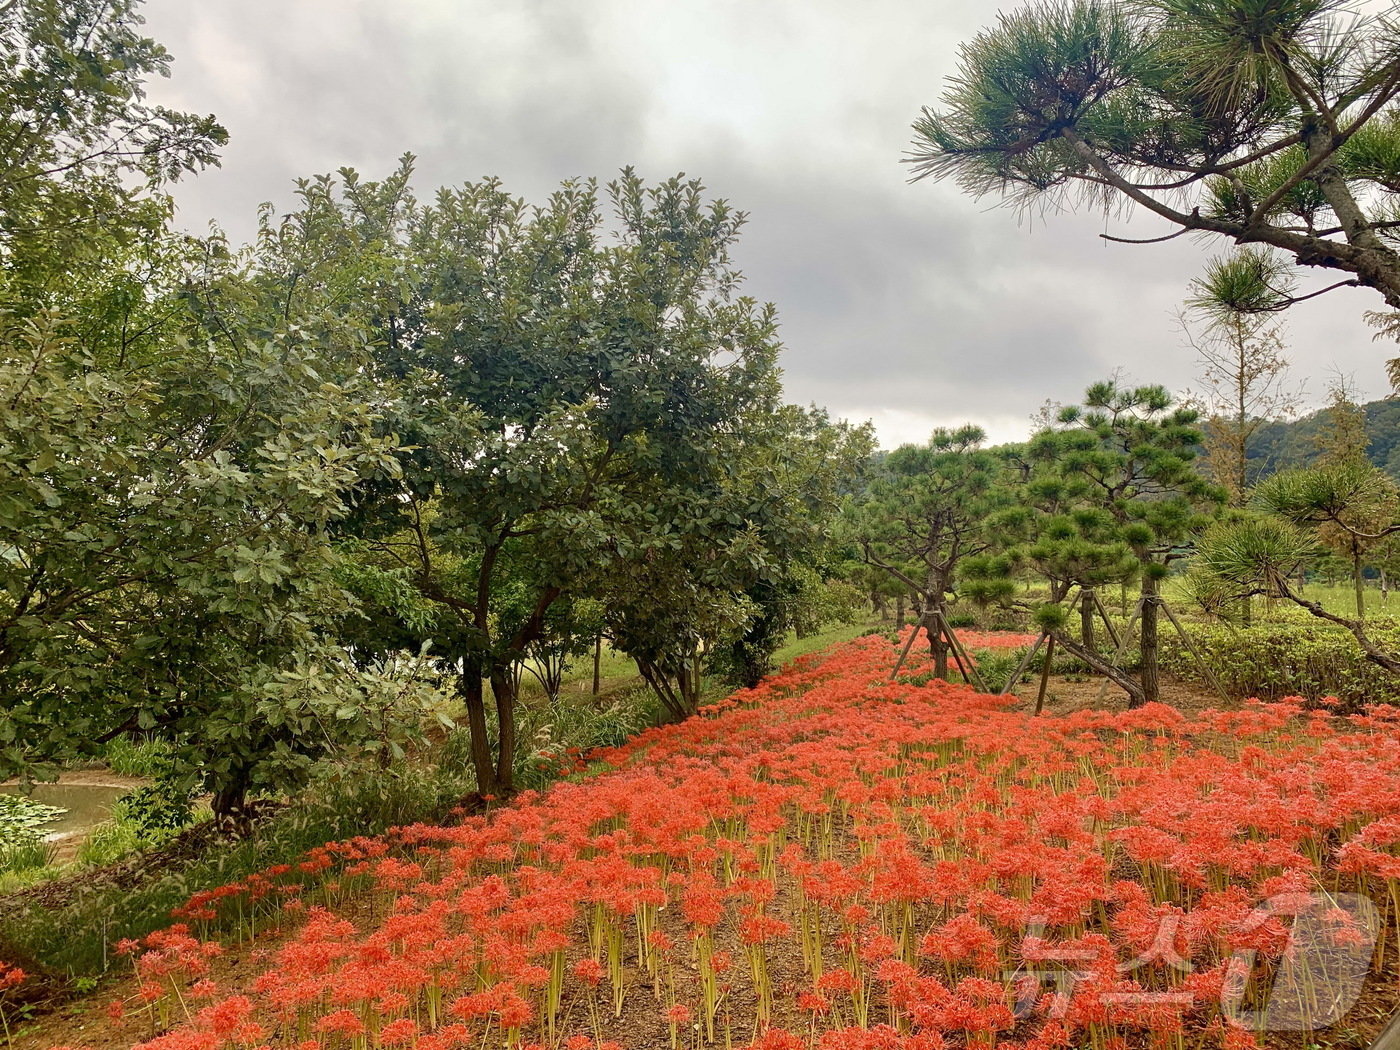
(512, 688, 662, 790)
(112, 780, 195, 835)
(0, 836, 55, 874)
(1161, 619, 1400, 710)
(972, 650, 1025, 693)
(101, 736, 173, 778)
(74, 820, 144, 868)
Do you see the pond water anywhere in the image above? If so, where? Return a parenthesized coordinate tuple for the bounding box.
(0, 783, 132, 839)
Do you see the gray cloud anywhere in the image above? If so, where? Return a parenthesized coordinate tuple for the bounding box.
(140, 0, 1394, 449)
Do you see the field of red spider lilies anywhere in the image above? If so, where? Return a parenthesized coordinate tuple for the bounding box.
(24, 629, 1400, 1050)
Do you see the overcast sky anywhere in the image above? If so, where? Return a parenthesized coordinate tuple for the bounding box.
(139, 0, 1394, 448)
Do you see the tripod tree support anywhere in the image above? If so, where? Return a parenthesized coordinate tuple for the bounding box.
(999, 632, 1049, 697)
(1092, 590, 1121, 649)
(1158, 599, 1231, 705)
(889, 610, 989, 693)
(934, 608, 989, 693)
(1095, 598, 1144, 705)
(889, 618, 923, 681)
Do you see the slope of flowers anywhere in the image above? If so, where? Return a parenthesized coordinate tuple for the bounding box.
(93, 634, 1400, 1050)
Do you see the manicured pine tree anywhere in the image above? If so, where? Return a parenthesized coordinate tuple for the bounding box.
(844, 426, 1010, 681)
(1027, 382, 1225, 706)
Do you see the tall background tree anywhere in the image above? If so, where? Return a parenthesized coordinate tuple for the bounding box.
(258, 162, 837, 794)
(1181, 249, 1300, 505)
(0, 2, 458, 817)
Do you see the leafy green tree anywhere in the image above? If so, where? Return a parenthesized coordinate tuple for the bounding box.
(517, 598, 604, 706)
(910, 0, 1400, 366)
(0, 293, 439, 816)
(0, 0, 225, 310)
(0, 3, 449, 817)
(1028, 382, 1224, 705)
(608, 406, 871, 712)
(844, 426, 1008, 680)
(283, 166, 792, 792)
(1314, 378, 1370, 466)
(973, 461, 1140, 652)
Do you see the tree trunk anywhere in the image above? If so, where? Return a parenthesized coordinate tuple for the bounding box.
(592, 634, 602, 695)
(873, 591, 888, 621)
(636, 656, 689, 723)
(684, 653, 704, 710)
(1079, 589, 1096, 651)
(457, 666, 498, 795)
(1139, 573, 1160, 707)
(926, 609, 950, 680)
(895, 594, 905, 628)
(488, 661, 517, 794)
(1052, 631, 1147, 707)
(211, 771, 250, 823)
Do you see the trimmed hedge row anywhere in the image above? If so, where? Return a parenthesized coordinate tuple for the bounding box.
(1160, 616, 1400, 710)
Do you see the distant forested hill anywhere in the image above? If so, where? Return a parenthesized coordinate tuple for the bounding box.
(1249, 399, 1400, 481)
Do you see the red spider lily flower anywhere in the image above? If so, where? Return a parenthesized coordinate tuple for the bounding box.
(666, 1003, 692, 1025)
(378, 1018, 418, 1046)
(572, 958, 604, 985)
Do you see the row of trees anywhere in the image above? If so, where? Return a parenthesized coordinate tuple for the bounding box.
(845, 382, 1219, 706)
(843, 376, 1400, 708)
(0, 1, 870, 815)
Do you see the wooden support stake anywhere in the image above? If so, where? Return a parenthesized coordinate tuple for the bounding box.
(1035, 634, 1057, 715)
(1159, 599, 1231, 704)
(943, 624, 975, 683)
(592, 634, 602, 696)
(1092, 590, 1122, 650)
(938, 610, 989, 693)
(889, 618, 924, 681)
(1095, 598, 1143, 704)
(1000, 632, 1049, 696)
(1370, 1007, 1400, 1050)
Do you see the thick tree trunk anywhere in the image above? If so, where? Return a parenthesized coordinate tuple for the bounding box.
(873, 591, 888, 621)
(211, 772, 250, 823)
(457, 665, 497, 795)
(1139, 573, 1160, 707)
(684, 653, 704, 710)
(895, 595, 905, 628)
(1079, 589, 1096, 651)
(636, 656, 691, 723)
